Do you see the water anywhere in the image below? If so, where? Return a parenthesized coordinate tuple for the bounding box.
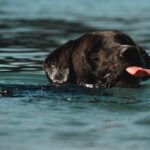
(0, 0, 150, 150)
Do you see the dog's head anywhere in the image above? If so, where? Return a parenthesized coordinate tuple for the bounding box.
(44, 31, 150, 88)
(84, 31, 150, 87)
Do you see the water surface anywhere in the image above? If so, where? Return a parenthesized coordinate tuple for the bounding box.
(0, 0, 150, 150)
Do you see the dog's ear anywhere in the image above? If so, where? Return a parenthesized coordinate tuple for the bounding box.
(44, 41, 74, 84)
(139, 46, 150, 68)
(138, 46, 150, 81)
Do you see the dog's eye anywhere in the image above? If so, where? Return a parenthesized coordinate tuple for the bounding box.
(115, 34, 135, 45)
(90, 53, 99, 62)
(93, 57, 99, 62)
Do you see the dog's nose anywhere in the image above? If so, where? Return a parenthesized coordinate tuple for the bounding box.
(120, 46, 139, 58)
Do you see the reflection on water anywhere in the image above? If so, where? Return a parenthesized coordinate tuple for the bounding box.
(0, 19, 97, 72)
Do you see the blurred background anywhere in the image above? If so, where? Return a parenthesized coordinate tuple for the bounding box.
(0, 0, 150, 83)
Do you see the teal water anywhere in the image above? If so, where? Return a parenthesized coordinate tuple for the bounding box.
(0, 0, 150, 150)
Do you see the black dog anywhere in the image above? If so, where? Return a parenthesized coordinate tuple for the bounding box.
(44, 31, 150, 88)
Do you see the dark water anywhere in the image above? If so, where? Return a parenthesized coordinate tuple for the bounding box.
(0, 0, 150, 150)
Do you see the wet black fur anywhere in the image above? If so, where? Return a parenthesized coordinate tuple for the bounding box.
(44, 31, 150, 88)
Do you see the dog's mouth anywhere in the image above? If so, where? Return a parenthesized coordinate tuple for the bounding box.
(109, 65, 150, 88)
(126, 66, 150, 78)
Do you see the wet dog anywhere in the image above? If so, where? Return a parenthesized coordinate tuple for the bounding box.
(44, 31, 150, 88)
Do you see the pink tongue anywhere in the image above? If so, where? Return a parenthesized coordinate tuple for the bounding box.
(126, 66, 150, 77)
